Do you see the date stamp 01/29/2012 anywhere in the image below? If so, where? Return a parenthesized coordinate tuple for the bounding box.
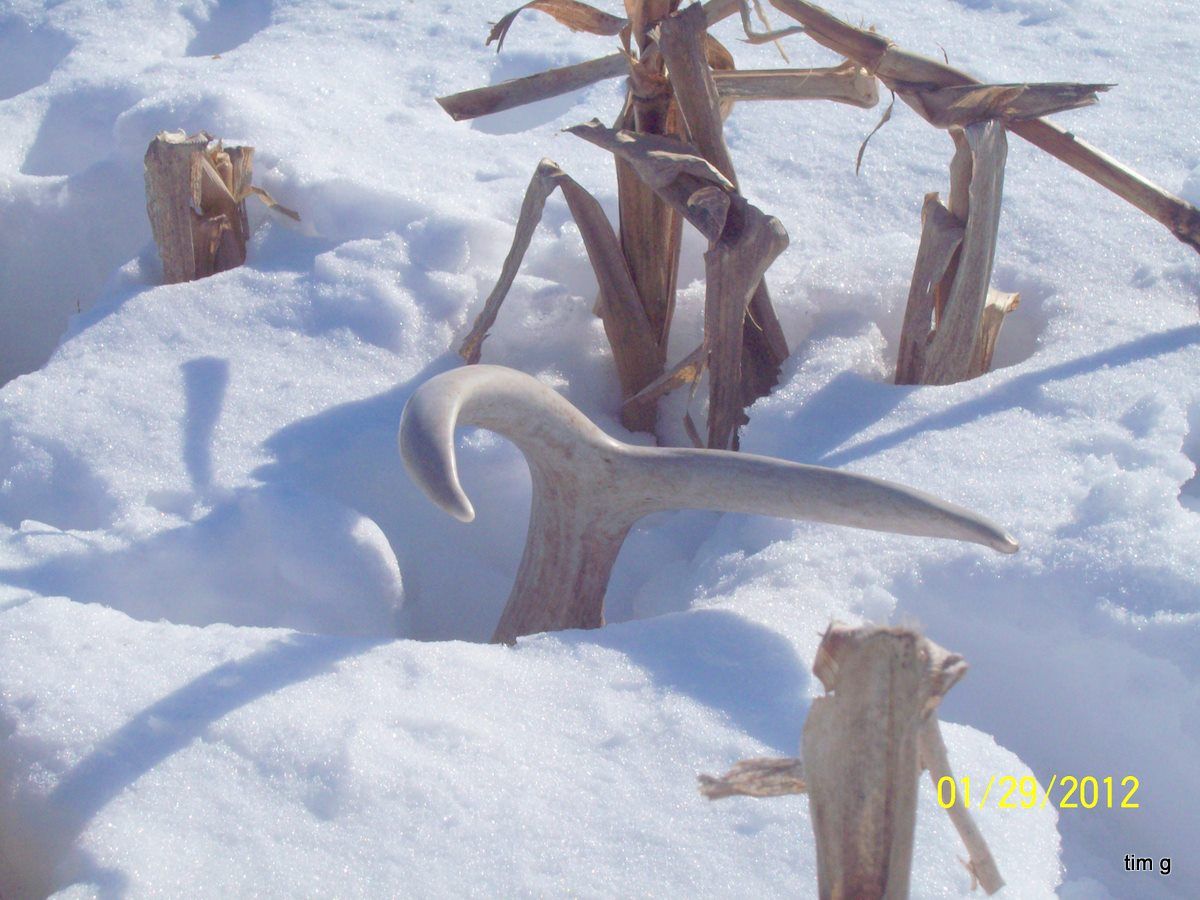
(936, 775, 1173, 878)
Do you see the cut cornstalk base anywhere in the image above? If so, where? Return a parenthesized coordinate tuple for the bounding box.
(699, 623, 1005, 897)
(144, 131, 298, 284)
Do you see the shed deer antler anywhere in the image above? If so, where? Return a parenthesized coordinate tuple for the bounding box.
(400, 365, 1017, 644)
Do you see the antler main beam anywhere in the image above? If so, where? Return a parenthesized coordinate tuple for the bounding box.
(400, 366, 1017, 644)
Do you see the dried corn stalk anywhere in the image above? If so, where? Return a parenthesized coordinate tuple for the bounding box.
(700, 623, 1004, 897)
(457, 157, 664, 432)
(436, 56, 877, 121)
(713, 61, 877, 108)
(656, 2, 790, 445)
(738, 0, 1154, 383)
(439, 0, 877, 447)
(144, 131, 298, 284)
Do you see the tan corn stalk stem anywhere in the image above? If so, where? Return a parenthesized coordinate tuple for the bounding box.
(457, 159, 663, 432)
(921, 121, 1008, 385)
(968, 289, 1020, 377)
(896, 124, 1022, 385)
(440, 1, 868, 446)
(443, 0, 811, 446)
(698, 623, 1005, 897)
(434, 54, 878, 123)
(895, 193, 963, 385)
(714, 62, 878, 108)
(437, 53, 629, 121)
(657, 3, 790, 448)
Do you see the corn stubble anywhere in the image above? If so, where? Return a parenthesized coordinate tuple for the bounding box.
(442, 0, 821, 450)
(440, 0, 1200, 448)
(144, 131, 299, 284)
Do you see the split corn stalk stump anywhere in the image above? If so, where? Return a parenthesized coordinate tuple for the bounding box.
(896, 122, 1016, 386)
(400, 365, 1017, 644)
(744, 0, 1192, 383)
(699, 623, 1005, 897)
(144, 131, 298, 284)
(438, 0, 887, 449)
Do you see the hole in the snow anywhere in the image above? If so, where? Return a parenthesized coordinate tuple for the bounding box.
(0, 161, 150, 386)
(0, 431, 119, 532)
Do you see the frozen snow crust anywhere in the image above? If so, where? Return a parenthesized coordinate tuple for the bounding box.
(0, 0, 1196, 896)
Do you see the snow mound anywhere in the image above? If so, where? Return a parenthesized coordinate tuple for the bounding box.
(1, 597, 1061, 898)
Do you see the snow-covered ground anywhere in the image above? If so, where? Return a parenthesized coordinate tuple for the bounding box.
(0, 0, 1196, 896)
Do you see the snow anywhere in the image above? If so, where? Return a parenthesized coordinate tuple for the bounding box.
(0, 0, 1196, 897)
(4, 597, 1063, 898)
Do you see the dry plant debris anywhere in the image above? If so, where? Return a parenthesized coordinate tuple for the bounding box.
(441, 0, 1199, 415)
(700, 623, 1004, 897)
(440, 0, 880, 449)
(896, 122, 1013, 386)
(144, 130, 299, 284)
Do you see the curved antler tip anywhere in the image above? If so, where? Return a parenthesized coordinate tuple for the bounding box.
(398, 374, 479, 525)
(446, 494, 477, 524)
(957, 517, 1018, 555)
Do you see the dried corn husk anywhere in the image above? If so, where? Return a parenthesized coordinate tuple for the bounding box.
(487, 0, 626, 51)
